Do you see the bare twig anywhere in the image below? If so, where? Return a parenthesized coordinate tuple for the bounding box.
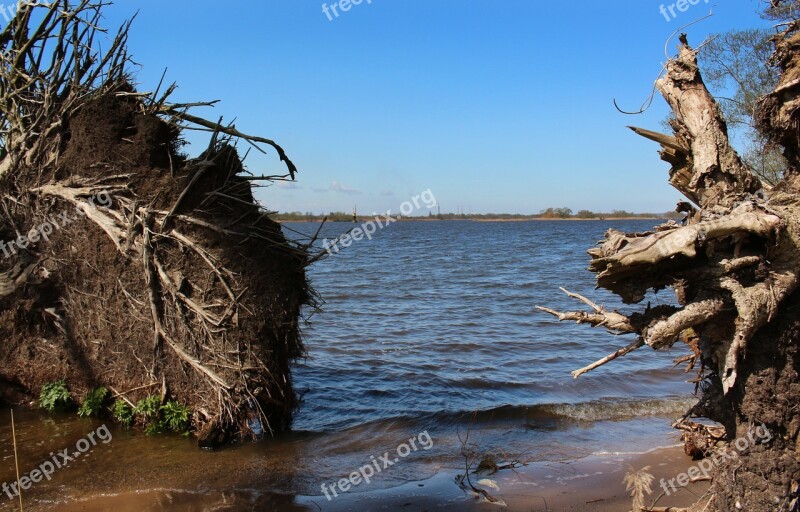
(571, 339, 645, 379)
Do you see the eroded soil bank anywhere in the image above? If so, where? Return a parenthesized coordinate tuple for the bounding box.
(0, 90, 310, 445)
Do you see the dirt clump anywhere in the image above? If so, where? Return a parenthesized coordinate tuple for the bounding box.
(0, 3, 311, 446)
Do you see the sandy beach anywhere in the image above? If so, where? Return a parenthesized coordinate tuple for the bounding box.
(303, 445, 708, 512)
(50, 445, 707, 512)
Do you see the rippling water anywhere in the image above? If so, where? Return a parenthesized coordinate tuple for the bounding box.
(0, 219, 699, 510)
(293, 220, 691, 433)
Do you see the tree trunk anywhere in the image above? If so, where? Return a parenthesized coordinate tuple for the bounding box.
(539, 28, 800, 512)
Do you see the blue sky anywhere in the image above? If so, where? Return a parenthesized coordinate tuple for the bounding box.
(100, 0, 771, 215)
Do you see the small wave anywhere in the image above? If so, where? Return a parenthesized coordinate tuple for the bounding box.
(533, 396, 695, 423)
(592, 443, 683, 457)
(329, 395, 697, 433)
(454, 396, 695, 425)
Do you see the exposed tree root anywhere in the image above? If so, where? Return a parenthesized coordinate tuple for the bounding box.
(537, 18, 800, 511)
(0, 1, 312, 445)
(535, 287, 637, 333)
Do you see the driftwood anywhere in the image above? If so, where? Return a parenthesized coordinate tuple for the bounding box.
(673, 419, 727, 459)
(538, 9, 800, 510)
(538, 35, 800, 394)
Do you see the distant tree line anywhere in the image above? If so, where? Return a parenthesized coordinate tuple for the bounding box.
(538, 207, 680, 219)
(271, 211, 355, 222)
(270, 208, 682, 222)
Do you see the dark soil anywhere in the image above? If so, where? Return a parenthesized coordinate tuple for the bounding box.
(0, 89, 310, 444)
(701, 290, 800, 511)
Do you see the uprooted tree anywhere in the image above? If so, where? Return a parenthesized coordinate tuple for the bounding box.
(538, 4, 800, 511)
(0, 1, 316, 446)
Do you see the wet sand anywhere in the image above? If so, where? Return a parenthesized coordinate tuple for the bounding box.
(305, 445, 708, 512)
(51, 445, 708, 512)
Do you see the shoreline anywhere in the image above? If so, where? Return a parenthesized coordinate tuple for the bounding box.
(276, 217, 669, 223)
(52, 445, 708, 512)
(298, 444, 708, 512)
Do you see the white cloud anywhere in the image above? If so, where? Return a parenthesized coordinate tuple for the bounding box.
(312, 181, 362, 195)
(331, 181, 361, 195)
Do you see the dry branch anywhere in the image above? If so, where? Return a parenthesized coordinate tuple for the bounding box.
(571, 339, 644, 379)
(160, 107, 298, 179)
(535, 288, 636, 333)
(32, 182, 128, 250)
(0, 1, 131, 180)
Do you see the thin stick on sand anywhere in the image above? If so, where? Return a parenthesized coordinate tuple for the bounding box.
(11, 410, 23, 511)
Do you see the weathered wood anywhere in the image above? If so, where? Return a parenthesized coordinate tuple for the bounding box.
(628, 126, 687, 152)
(535, 288, 637, 334)
(644, 298, 726, 349)
(653, 35, 761, 209)
(539, 37, 800, 399)
(0, 257, 36, 300)
(538, 27, 800, 512)
(590, 205, 782, 288)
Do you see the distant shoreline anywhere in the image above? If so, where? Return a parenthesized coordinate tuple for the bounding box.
(276, 216, 669, 223)
(469, 216, 665, 222)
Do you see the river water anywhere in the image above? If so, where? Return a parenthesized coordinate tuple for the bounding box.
(0, 220, 696, 511)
